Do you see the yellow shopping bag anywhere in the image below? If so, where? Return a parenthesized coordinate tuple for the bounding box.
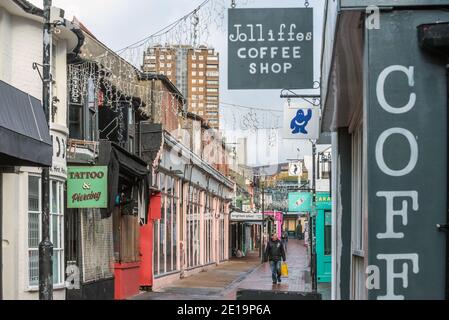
(281, 262, 288, 277)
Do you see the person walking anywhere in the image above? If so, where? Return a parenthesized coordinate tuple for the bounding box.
(296, 223, 303, 240)
(265, 233, 286, 285)
(281, 230, 289, 252)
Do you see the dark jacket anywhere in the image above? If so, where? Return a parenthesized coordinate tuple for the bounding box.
(265, 240, 286, 262)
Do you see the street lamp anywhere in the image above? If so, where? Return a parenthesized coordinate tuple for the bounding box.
(39, 0, 54, 300)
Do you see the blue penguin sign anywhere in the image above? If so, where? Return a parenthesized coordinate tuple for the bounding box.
(283, 103, 320, 140)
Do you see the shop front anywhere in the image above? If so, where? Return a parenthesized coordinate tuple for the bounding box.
(138, 126, 234, 291)
(0, 80, 53, 299)
(315, 192, 332, 283)
(65, 141, 149, 300)
(230, 211, 263, 257)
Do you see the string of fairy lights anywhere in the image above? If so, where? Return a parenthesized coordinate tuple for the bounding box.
(68, 0, 287, 142)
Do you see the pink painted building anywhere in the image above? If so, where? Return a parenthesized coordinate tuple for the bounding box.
(263, 211, 284, 239)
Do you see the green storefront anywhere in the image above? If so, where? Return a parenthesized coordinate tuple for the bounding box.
(315, 192, 332, 283)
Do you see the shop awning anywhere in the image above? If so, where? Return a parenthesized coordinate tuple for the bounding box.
(99, 140, 150, 222)
(0, 80, 52, 167)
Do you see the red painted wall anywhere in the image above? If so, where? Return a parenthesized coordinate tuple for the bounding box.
(114, 262, 141, 300)
(139, 220, 154, 287)
(139, 193, 161, 288)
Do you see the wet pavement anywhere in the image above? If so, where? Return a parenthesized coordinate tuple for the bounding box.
(224, 239, 312, 299)
(131, 239, 331, 300)
(131, 253, 261, 300)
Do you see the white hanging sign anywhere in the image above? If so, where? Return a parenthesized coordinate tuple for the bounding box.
(288, 162, 302, 177)
(283, 102, 320, 140)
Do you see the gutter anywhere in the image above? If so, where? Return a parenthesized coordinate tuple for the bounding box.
(12, 0, 43, 16)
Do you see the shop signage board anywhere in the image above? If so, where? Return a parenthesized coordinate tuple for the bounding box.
(283, 101, 320, 140)
(341, 0, 449, 8)
(67, 166, 108, 208)
(231, 212, 263, 221)
(288, 192, 312, 212)
(228, 8, 314, 90)
(316, 192, 331, 204)
(366, 10, 449, 299)
(288, 161, 302, 177)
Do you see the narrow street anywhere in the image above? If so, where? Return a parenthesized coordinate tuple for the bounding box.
(131, 240, 330, 300)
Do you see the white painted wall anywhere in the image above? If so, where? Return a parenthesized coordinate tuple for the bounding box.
(0, 4, 69, 300)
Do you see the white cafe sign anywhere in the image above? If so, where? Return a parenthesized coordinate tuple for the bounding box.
(230, 212, 263, 221)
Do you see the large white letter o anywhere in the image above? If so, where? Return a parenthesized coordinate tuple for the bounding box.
(375, 128, 418, 177)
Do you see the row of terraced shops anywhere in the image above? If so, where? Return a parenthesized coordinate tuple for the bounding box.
(0, 0, 234, 300)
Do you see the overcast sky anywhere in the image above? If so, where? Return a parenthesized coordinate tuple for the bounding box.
(29, 0, 325, 167)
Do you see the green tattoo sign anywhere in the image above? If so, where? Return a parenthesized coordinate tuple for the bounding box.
(67, 166, 108, 208)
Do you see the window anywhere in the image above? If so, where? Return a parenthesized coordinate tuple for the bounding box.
(160, 55, 165, 60)
(199, 64, 204, 68)
(206, 71, 219, 77)
(206, 104, 218, 109)
(199, 79, 204, 84)
(207, 88, 218, 93)
(154, 175, 179, 276)
(69, 105, 83, 140)
(192, 63, 197, 68)
(204, 195, 213, 264)
(28, 176, 64, 287)
(207, 80, 218, 86)
(68, 73, 98, 142)
(192, 55, 197, 61)
(167, 70, 172, 76)
(199, 55, 204, 60)
(192, 79, 197, 84)
(198, 95, 204, 100)
(167, 55, 172, 60)
(199, 87, 204, 92)
(166, 63, 172, 68)
(187, 187, 201, 268)
(192, 71, 197, 76)
(207, 64, 217, 69)
(207, 96, 218, 101)
(160, 62, 165, 67)
(192, 87, 197, 92)
(199, 72, 204, 77)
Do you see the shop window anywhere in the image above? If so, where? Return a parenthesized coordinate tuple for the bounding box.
(80, 209, 114, 282)
(186, 187, 201, 269)
(154, 174, 179, 276)
(28, 176, 65, 287)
